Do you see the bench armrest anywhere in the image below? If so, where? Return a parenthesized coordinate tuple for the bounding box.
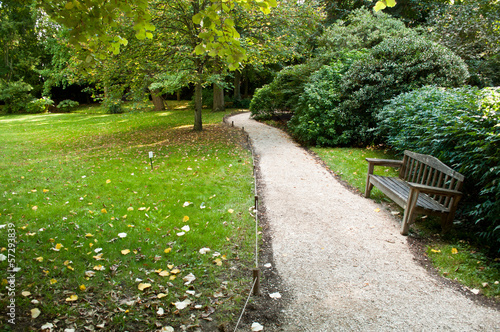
(408, 183, 462, 197)
(366, 158, 403, 175)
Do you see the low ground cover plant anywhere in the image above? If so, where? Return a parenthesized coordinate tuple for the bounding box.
(0, 103, 256, 330)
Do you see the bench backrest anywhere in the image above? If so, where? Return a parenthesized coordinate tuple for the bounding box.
(399, 150, 465, 208)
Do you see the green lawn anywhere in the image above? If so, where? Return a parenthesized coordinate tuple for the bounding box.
(311, 146, 400, 202)
(0, 103, 256, 330)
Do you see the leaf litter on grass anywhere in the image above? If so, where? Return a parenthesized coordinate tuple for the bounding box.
(0, 109, 256, 330)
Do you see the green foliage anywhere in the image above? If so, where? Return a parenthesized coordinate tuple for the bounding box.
(317, 7, 414, 55)
(427, 0, 500, 87)
(378, 86, 500, 249)
(337, 35, 469, 145)
(0, 79, 35, 113)
(250, 62, 321, 119)
(57, 99, 80, 111)
(26, 96, 54, 113)
(288, 51, 367, 146)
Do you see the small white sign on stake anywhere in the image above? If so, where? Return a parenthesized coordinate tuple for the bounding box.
(148, 151, 154, 170)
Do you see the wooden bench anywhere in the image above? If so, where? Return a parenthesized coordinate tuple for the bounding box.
(365, 150, 464, 235)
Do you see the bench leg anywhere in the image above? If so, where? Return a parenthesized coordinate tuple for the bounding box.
(401, 188, 419, 235)
(441, 211, 456, 234)
(365, 176, 374, 198)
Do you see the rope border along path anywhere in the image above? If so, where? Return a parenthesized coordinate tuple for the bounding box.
(223, 115, 262, 331)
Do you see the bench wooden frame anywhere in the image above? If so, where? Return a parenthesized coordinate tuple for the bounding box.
(365, 150, 464, 235)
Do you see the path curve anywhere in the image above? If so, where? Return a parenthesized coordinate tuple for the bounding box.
(228, 112, 499, 331)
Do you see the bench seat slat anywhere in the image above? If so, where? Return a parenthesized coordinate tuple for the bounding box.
(369, 175, 448, 213)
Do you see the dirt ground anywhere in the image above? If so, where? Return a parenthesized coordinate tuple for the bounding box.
(228, 112, 500, 332)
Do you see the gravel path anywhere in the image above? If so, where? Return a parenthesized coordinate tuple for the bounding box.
(228, 112, 500, 332)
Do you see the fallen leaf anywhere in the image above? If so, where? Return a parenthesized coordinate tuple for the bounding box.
(451, 248, 458, 254)
(85, 271, 96, 278)
(164, 248, 172, 254)
(93, 253, 104, 260)
(159, 271, 170, 277)
(121, 249, 131, 255)
(85, 233, 93, 237)
(251, 322, 264, 331)
(127, 207, 134, 211)
(43, 189, 49, 193)
(65, 295, 78, 302)
(138, 283, 152, 291)
(170, 268, 180, 274)
(79, 284, 86, 291)
(213, 259, 222, 266)
(31, 308, 41, 319)
(176, 232, 185, 236)
(269, 292, 281, 299)
(32, 206, 38, 211)
(157, 307, 165, 316)
(159, 327, 174, 332)
(183, 201, 191, 207)
(183, 273, 196, 285)
(93, 265, 104, 271)
(181, 225, 190, 232)
(101, 208, 107, 214)
(106, 179, 111, 184)
(41, 323, 54, 331)
(199, 247, 210, 254)
(118, 232, 127, 238)
(173, 299, 191, 310)
(53, 243, 63, 251)
(35, 256, 44, 262)
(374, 208, 381, 213)
(22, 291, 31, 297)
(431, 249, 441, 253)
(167, 264, 174, 269)
(157, 293, 168, 299)
(183, 215, 189, 222)
(50, 279, 57, 285)
(228, 209, 234, 213)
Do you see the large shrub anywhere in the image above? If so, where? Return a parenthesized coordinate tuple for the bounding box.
(378, 86, 500, 249)
(250, 63, 320, 119)
(288, 50, 367, 146)
(336, 35, 469, 145)
(0, 80, 35, 113)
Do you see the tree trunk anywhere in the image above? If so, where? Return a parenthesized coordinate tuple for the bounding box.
(233, 70, 241, 101)
(213, 83, 225, 112)
(151, 88, 165, 111)
(194, 81, 203, 131)
(243, 77, 249, 99)
(177, 90, 181, 101)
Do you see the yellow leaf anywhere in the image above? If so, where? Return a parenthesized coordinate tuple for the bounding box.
(159, 271, 170, 277)
(228, 209, 234, 214)
(170, 268, 180, 274)
(85, 233, 93, 237)
(32, 206, 38, 211)
(213, 258, 222, 266)
(122, 214, 127, 219)
(138, 283, 151, 291)
(127, 207, 134, 211)
(22, 291, 31, 297)
(93, 253, 103, 260)
(183, 216, 189, 222)
(49, 238, 55, 242)
(79, 284, 86, 291)
(167, 264, 174, 269)
(157, 293, 168, 299)
(164, 248, 172, 254)
(431, 249, 441, 253)
(101, 208, 107, 214)
(65, 295, 78, 302)
(67, 265, 74, 271)
(121, 249, 131, 255)
(451, 248, 458, 254)
(106, 179, 111, 184)
(374, 208, 381, 213)
(63, 260, 71, 265)
(43, 189, 49, 193)
(169, 275, 176, 280)
(89, 243, 93, 247)
(93, 265, 104, 271)
(374, 1, 387, 12)
(50, 279, 57, 284)
(35, 257, 43, 262)
(31, 308, 41, 319)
